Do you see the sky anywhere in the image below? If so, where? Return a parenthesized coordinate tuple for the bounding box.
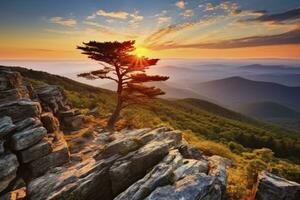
(0, 0, 300, 59)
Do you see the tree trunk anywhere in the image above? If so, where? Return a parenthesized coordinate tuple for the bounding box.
(106, 95, 123, 132)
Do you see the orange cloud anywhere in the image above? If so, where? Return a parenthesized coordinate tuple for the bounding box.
(49, 17, 77, 27)
(97, 9, 129, 19)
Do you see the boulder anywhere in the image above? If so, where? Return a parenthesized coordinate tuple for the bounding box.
(61, 114, 84, 131)
(59, 109, 81, 117)
(208, 155, 232, 192)
(109, 140, 170, 196)
(0, 100, 41, 122)
(11, 127, 47, 151)
(41, 112, 60, 133)
(19, 139, 52, 163)
(23, 80, 37, 99)
(14, 118, 42, 132)
(178, 144, 204, 160)
(35, 85, 69, 114)
(0, 70, 23, 91)
(114, 150, 184, 200)
(0, 86, 29, 103)
(173, 159, 208, 180)
(26, 135, 70, 178)
(96, 137, 140, 159)
(27, 157, 118, 200)
(0, 116, 15, 138)
(0, 153, 19, 193)
(145, 174, 223, 200)
(255, 171, 300, 200)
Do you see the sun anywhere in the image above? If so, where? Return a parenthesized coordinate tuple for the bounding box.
(134, 47, 150, 58)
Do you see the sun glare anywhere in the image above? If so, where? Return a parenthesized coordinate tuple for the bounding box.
(134, 47, 149, 58)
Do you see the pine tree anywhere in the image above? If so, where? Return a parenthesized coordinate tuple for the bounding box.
(77, 40, 169, 131)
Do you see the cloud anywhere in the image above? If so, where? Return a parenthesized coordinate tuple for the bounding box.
(176, 1, 185, 9)
(145, 21, 200, 44)
(97, 9, 129, 19)
(247, 7, 300, 23)
(82, 21, 138, 38)
(83, 21, 118, 35)
(205, 1, 239, 15)
(49, 17, 77, 27)
(181, 10, 194, 17)
(158, 16, 172, 24)
(129, 11, 144, 25)
(86, 13, 97, 20)
(150, 26, 300, 50)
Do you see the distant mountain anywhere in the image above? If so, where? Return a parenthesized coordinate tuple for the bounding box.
(192, 77, 300, 111)
(100, 81, 213, 101)
(245, 74, 300, 86)
(238, 64, 300, 71)
(239, 102, 300, 119)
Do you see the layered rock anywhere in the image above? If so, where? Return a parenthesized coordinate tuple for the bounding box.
(0, 70, 70, 196)
(0, 100, 41, 123)
(255, 171, 300, 200)
(0, 153, 19, 193)
(36, 85, 84, 130)
(27, 127, 229, 200)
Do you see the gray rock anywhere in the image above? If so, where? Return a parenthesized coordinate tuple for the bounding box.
(11, 127, 47, 151)
(0, 100, 41, 122)
(114, 150, 184, 200)
(255, 171, 300, 200)
(23, 80, 37, 99)
(24, 127, 227, 200)
(61, 114, 84, 130)
(208, 155, 232, 192)
(14, 117, 42, 132)
(0, 86, 29, 104)
(109, 140, 170, 196)
(0, 70, 23, 91)
(27, 136, 70, 178)
(19, 139, 52, 163)
(0, 153, 19, 192)
(145, 174, 223, 200)
(178, 144, 204, 160)
(0, 116, 15, 138)
(96, 137, 140, 160)
(173, 159, 209, 180)
(0, 140, 4, 154)
(27, 156, 118, 200)
(41, 112, 60, 133)
(59, 109, 81, 117)
(35, 85, 69, 114)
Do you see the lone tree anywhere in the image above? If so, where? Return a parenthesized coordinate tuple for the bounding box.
(77, 40, 169, 131)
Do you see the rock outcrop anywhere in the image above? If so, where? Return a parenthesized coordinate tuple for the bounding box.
(27, 127, 230, 200)
(35, 85, 84, 130)
(0, 69, 70, 197)
(255, 171, 300, 200)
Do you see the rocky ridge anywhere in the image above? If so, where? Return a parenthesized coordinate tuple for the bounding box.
(1, 68, 300, 200)
(27, 127, 231, 200)
(0, 69, 81, 199)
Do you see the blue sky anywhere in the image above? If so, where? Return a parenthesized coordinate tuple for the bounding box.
(0, 0, 300, 59)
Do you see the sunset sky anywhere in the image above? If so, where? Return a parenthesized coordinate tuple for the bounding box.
(1, 0, 300, 59)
